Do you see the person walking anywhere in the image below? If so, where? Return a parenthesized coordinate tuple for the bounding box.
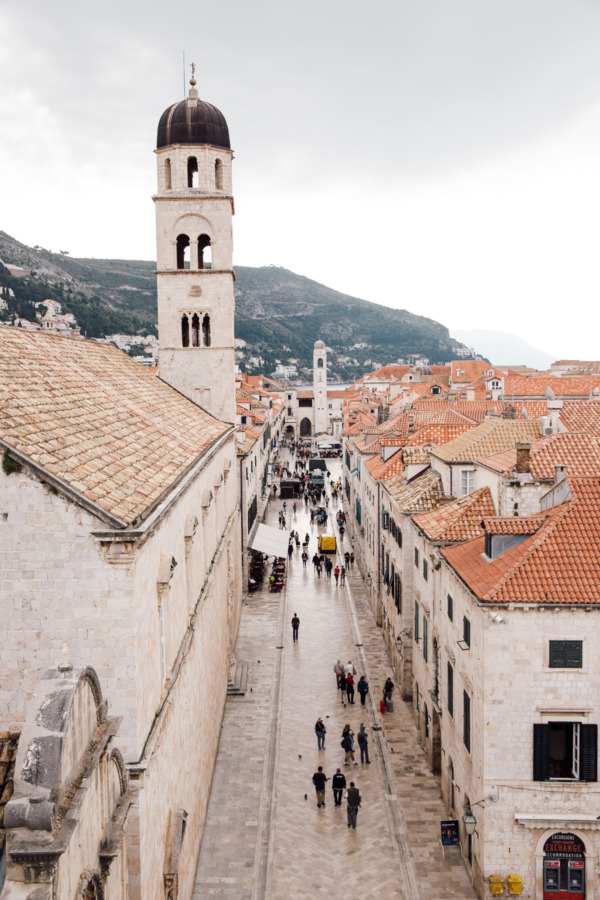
(350, 552, 355, 568)
(346, 672, 355, 704)
(345, 782, 362, 828)
(332, 768, 346, 807)
(357, 725, 371, 764)
(315, 717, 327, 750)
(334, 565, 340, 585)
(312, 766, 328, 808)
(291, 613, 300, 642)
(301, 550, 308, 568)
(357, 675, 369, 707)
(340, 566, 346, 584)
(345, 660, 357, 678)
(344, 551, 350, 567)
(334, 659, 344, 688)
(312, 553, 320, 570)
(316, 560, 322, 579)
(288, 542, 294, 561)
(339, 674, 348, 708)
(293, 502, 297, 514)
(341, 729, 354, 765)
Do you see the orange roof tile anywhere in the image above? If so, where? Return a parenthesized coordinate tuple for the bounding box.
(560, 400, 600, 436)
(385, 469, 443, 512)
(501, 375, 600, 399)
(481, 517, 543, 535)
(413, 487, 495, 542)
(442, 478, 600, 604)
(365, 450, 405, 480)
(477, 433, 600, 477)
(432, 419, 542, 463)
(0, 328, 229, 525)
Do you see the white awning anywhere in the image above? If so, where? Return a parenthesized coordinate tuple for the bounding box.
(248, 523, 289, 559)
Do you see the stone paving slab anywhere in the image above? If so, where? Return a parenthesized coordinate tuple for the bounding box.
(194, 452, 477, 900)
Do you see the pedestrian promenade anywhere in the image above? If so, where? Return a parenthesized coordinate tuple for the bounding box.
(193, 453, 477, 899)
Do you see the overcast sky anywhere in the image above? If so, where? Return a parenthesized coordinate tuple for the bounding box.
(2, 0, 600, 360)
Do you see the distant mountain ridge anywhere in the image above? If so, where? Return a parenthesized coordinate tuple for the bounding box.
(0, 231, 469, 378)
(451, 328, 557, 370)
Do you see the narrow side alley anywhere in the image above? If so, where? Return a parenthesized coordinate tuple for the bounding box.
(193, 451, 477, 900)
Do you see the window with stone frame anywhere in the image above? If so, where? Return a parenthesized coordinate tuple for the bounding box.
(463, 690, 471, 752)
(447, 593, 454, 622)
(549, 640, 583, 668)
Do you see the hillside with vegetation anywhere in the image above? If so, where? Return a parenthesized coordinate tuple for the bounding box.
(0, 232, 467, 377)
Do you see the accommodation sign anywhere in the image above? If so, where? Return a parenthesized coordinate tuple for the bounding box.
(543, 833, 584, 859)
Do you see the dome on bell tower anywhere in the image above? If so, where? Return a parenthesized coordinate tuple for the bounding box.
(157, 74, 230, 150)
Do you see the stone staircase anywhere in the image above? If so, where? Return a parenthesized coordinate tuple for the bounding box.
(227, 660, 249, 695)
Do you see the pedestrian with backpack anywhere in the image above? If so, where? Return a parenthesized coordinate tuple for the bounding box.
(339, 674, 348, 708)
(346, 673, 355, 704)
(332, 768, 346, 806)
(341, 730, 355, 766)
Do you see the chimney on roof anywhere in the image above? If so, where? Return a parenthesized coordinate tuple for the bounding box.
(515, 442, 531, 474)
(554, 464, 567, 485)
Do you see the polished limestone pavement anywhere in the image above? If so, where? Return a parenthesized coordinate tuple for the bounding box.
(193, 452, 477, 900)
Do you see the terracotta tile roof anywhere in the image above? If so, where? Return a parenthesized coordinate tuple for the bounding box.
(402, 447, 430, 465)
(451, 361, 500, 384)
(561, 400, 600, 436)
(477, 433, 600, 477)
(365, 450, 405, 480)
(364, 365, 411, 381)
(481, 516, 543, 535)
(327, 389, 355, 399)
(501, 375, 600, 399)
(0, 329, 229, 525)
(413, 487, 496, 542)
(442, 477, 600, 604)
(403, 421, 476, 448)
(385, 469, 443, 512)
(296, 390, 314, 399)
(431, 419, 541, 463)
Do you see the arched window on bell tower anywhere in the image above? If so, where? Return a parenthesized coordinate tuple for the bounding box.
(177, 234, 190, 269)
(198, 234, 212, 270)
(215, 159, 223, 190)
(181, 314, 190, 347)
(187, 156, 199, 188)
(191, 314, 200, 347)
(164, 158, 172, 190)
(317, 358, 324, 368)
(202, 314, 211, 347)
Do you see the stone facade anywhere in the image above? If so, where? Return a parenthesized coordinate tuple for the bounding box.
(2, 666, 133, 900)
(313, 341, 328, 434)
(154, 133, 235, 423)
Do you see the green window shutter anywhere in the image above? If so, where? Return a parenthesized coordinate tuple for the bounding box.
(549, 641, 565, 667)
(566, 641, 583, 668)
(580, 724, 598, 782)
(533, 724, 550, 781)
(463, 691, 471, 752)
(447, 663, 454, 717)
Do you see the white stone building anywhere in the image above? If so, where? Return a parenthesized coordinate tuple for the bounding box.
(0, 77, 242, 900)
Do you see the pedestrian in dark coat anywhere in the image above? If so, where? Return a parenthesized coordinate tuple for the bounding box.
(345, 782, 361, 828)
(312, 766, 328, 808)
(357, 725, 370, 764)
(357, 675, 369, 706)
(315, 717, 326, 750)
(332, 768, 346, 806)
(291, 613, 300, 642)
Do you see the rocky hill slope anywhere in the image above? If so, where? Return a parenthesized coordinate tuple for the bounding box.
(0, 232, 467, 377)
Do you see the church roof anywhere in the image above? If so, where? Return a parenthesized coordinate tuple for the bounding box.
(157, 93, 230, 150)
(0, 329, 230, 526)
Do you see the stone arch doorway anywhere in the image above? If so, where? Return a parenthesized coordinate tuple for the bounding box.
(285, 424, 295, 437)
(543, 832, 586, 898)
(299, 417, 312, 437)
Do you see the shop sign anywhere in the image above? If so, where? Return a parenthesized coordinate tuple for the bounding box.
(543, 832, 585, 859)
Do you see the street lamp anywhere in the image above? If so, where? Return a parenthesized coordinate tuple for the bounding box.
(462, 808, 477, 835)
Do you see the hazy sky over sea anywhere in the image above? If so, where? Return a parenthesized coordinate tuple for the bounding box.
(2, 0, 600, 359)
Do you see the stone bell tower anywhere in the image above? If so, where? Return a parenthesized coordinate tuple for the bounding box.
(313, 339, 328, 434)
(154, 67, 235, 423)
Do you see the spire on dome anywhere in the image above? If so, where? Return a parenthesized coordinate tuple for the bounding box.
(188, 62, 198, 100)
